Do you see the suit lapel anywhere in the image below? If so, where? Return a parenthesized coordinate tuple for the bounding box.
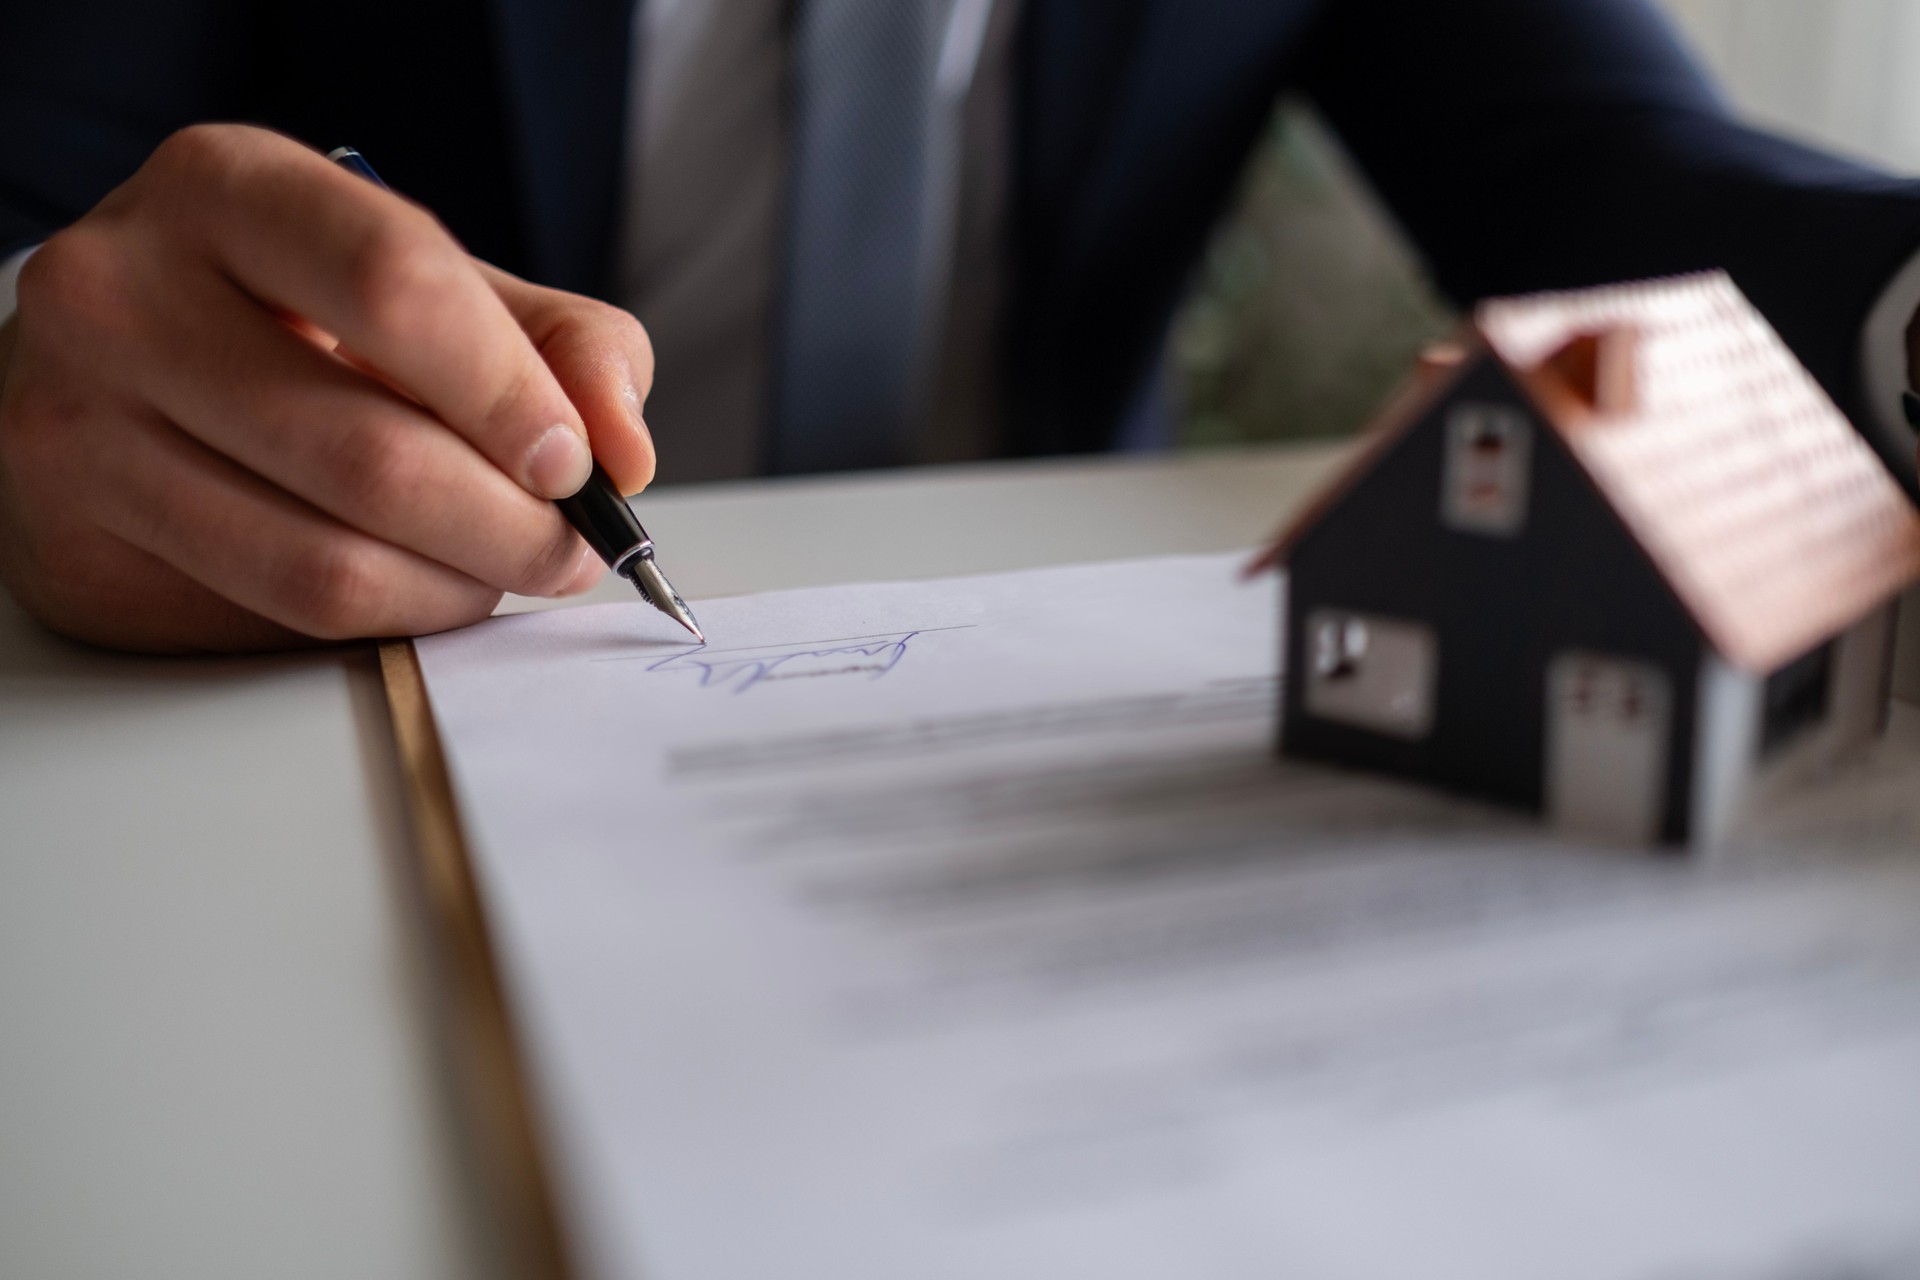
(487, 0, 634, 296)
(1041, 0, 1314, 262)
(1020, 0, 1152, 247)
(1014, 0, 1316, 452)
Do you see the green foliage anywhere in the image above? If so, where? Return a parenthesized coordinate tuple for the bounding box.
(1172, 103, 1455, 447)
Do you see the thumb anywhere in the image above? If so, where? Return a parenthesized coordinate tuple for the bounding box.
(477, 261, 657, 495)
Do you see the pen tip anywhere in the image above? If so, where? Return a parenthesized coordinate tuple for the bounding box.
(678, 608, 705, 645)
(625, 554, 705, 645)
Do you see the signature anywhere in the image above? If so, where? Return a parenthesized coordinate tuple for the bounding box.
(644, 631, 923, 693)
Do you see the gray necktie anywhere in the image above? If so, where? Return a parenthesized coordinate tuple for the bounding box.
(772, 0, 958, 473)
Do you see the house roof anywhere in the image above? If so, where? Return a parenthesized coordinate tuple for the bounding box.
(1268, 272, 1920, 673)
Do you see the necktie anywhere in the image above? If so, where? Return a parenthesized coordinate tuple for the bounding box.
(772, 0, 962, 473)
(623, 0, 790, 482)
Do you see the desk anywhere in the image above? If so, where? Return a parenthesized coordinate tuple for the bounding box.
(0, 442, 1351, 1280)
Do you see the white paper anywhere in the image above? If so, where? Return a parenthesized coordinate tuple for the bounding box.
(416, 554, 1920, 1280)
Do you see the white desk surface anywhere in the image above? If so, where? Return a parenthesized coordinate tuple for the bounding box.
(0, 442, 1356, 1280)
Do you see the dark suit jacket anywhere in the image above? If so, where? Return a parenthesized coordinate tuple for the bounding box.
(3, 0, 1918, 490)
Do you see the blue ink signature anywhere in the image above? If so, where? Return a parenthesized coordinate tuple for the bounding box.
(645, 631, 922, 693)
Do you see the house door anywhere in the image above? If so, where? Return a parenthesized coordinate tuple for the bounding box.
(1544, 653, 1672, 843)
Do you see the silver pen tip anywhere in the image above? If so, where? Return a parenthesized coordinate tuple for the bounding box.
(624, 554, 704, 643)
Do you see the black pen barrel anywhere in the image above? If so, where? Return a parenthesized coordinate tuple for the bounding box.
(555, 463, 652, 572)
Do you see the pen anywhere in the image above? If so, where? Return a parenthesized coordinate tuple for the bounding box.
(327, 146, 705, 643)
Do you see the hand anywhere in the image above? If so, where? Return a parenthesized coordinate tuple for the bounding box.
(0, 124, 656, 653)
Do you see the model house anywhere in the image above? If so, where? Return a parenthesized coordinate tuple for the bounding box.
(1266, 272, 1920, 845)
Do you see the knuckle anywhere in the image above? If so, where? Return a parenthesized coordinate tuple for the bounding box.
(149, 123, 245, 187)
(593, 300, 647, 345)
(331, 422, 429, 525)
(566, 302, 654, 377)
(143, 125, 309, 219)
(288, 540, 386, 639)
(16, 229, 121, 329)
(347, 215, 453, 334)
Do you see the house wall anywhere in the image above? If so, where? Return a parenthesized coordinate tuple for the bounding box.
(1895, 590, 1920, 703)
(1692, 605, 1898, 847)
(1690, 655, 1763, 849)
(1760, 606, 1898, 790)
(1281, 357, 1706, 841)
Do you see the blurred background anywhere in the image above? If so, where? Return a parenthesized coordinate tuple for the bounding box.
(1171, 0, 1920, 449)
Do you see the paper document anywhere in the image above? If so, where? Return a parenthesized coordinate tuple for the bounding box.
(415, 554, 1920, 1280)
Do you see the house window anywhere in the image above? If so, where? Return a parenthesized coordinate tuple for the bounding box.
(1303, 609, 1437, 740)
(1441, 403, 1533, 536)
(1759, 641, 1834, 758)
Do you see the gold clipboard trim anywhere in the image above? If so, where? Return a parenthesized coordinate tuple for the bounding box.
(379, 641, 576, 1280)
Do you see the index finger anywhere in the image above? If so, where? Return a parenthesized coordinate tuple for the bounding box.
(147, 126, 594, 500)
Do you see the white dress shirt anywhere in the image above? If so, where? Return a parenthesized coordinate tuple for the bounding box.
(618, 0, 791, 482)
(622, 0, 1012, 479)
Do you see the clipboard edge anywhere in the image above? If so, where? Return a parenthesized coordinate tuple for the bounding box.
(377, 639, 576, 1280)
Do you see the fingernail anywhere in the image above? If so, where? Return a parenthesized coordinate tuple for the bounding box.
(526, 424, 591, 499)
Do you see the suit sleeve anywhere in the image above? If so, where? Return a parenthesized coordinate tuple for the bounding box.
(0, 1, 254, 258)
(1296, 0, 1920, 489)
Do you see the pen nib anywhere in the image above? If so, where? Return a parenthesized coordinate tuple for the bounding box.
(624, 553, 705, 643)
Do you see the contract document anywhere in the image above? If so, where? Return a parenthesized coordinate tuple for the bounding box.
(414, 554, 1920, 1280)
